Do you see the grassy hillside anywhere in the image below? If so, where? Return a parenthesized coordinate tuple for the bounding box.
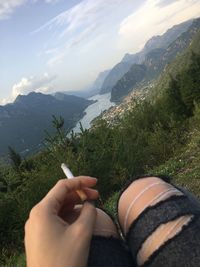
(151, 28, 200, 100)
(3, 113, 200, 266)
(152, 117, 200, 198)
(104, 112, 200, 217)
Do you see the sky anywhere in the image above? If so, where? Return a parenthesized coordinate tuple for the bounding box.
(1, 0, 200, 105)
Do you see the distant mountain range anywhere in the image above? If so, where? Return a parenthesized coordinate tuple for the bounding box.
(110, 18, 200, 102)
(100, 62, 132, 94)
(53, 18, 197, 101)
(99, 19, 195, 101)
(122, 19, 193, 64)
(1, 17, 199, 157)
(101, 19, 200, 126)
(0, 92, 94, 156)
(57, 69, 110, 99)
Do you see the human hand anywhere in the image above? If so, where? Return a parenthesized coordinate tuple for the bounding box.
(24, 176, 99, 267)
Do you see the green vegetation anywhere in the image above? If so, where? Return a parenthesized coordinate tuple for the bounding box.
(1, 31, 200, 266)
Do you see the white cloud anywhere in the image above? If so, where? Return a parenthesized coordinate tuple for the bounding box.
(33, 0, 107, 34)
(0, 0, 26, 20)
(33, 0, 61, 3)
(45, 0, 60, 3)
(118, 0, 200, 53)
(11, 73, 57, 101)
(156, 0, 179, 8)
(33, 0, 135, 66)
(0, 73, 57, 105)
(0, 0, 62, 20)
(46, 23, 99, 66)
(0, 98, 9, 106)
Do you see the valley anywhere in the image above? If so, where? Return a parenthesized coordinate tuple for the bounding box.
(1, 18, 199, 157)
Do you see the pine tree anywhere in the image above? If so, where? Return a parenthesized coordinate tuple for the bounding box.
(8, 146, 22, 171)
(162, 76, 188, 119)
(180, 51, 200, 114)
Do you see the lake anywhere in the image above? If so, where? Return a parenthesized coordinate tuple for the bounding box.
(72, 93, 115, 133)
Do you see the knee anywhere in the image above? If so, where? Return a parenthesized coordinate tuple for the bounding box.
(118, 177, 183, 234)
(93, 208, 119, 238)
(118, 177, 193, 266)
(72, 205, 119, 238)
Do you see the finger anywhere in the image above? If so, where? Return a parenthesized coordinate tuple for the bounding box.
(59, 189, 99, 220)
(63, 188, 99, 210)
(42, 176, 97, 212)
(75, 202, 97, 239)
(83, 188, 99, 200)
(61, 204, 83, 223)
(62, 188, 99, 209)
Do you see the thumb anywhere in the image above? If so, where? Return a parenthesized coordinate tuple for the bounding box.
(76, 202, 97, 239)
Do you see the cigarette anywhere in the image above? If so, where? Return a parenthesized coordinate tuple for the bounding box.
(61, 163, 87, 201)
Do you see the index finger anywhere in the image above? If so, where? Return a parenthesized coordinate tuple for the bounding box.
(41, 176, 97, 212)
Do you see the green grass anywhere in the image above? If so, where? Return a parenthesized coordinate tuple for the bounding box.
(3, 126, 200, 266)
(3, 131, 200, 266)
(1, 251, 26, 267)
(104, 127, 200, 222)
(151, 129, 200, 198)
(104, 191, 120, 217)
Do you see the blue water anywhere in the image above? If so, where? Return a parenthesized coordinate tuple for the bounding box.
(72, 93, 115, 133)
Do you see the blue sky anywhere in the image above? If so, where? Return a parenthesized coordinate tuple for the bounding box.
(1, 0, 200, 105)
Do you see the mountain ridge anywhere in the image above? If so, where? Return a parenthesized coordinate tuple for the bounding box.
(99, 19, 193, 95)
(123, 19, 193, 64)
(58, 69, 110, 99)
(110, 18, 200, 102)
(0, 92, 94, 156)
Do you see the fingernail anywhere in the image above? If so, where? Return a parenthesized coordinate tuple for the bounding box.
(89, 177, 98, 181)
(84, 200, 96, 206)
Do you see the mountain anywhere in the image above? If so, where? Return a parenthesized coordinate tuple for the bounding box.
(0, 92, 94, 156)
(111, 64, 146, 102)
(55, 90, 91, 99)
(101, 21, 200, 128)
(58, 70, 110, 99)
(151, 21, 200, 100)
(123, 19, 193, 64)
(87, 70, 110, 96)
(100, 19, 193, 96)
(100, 62, 132, 94)
(111, 18, 200, 102)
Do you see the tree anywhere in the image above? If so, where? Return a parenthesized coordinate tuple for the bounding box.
(160, 76, 188, 119)
(8, 146, 22, 171)
(180, 52, 200, 114)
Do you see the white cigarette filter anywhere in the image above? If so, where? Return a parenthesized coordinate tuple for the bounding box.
(61, 163, 87, 201)
(61, 163, 74, 179)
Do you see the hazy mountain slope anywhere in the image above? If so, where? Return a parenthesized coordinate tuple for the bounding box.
(0, 92, 94, 156)
(59, 70, 110, 99)
(111, 18, 200, 102)
(123, 19, 193, 64)
(55, 90, 91, 99)
(87, 70, 110, 96)
(100, 19, 193, 96)
(111, 64, 147, 102)
(100, 62, 132, 94)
